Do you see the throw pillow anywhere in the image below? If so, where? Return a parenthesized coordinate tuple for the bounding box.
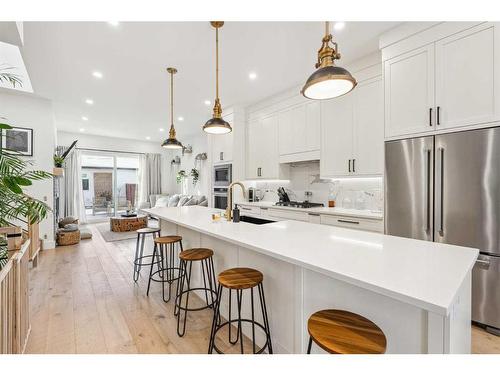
(154, 196, 170, 208)
(198, 199, 208, 207)
(177, 195, 192, 207)
(168, 194, 181, 207)
(184, 197, 198, 206)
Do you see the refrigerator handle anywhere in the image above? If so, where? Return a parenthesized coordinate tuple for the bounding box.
(425, 149, 431, 232)
(438, 147, 445, 237)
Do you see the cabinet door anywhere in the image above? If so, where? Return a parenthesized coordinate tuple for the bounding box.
(384, 44, 435, 138)
(353, 77, 384, 176)
(260, 115, 279, 178)
(246, 119, 261, 179)
(278, 108, 294, 155)
(320, 93, 354, 178)
(435, 23, 500, 130)
(305, 101, 320, 151)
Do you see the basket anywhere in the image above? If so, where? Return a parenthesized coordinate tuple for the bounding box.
(57, 230, 81, 246)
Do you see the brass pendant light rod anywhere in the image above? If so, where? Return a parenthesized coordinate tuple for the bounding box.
(162, 67, 183, 149)
(203, 21, 232, 134)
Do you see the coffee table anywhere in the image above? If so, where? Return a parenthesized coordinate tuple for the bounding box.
(110, 215, 148, 232)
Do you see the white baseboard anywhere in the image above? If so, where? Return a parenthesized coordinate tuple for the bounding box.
(42, 239, 56, 250)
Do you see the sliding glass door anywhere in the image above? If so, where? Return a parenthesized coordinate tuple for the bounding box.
(81, 151, 140, 222)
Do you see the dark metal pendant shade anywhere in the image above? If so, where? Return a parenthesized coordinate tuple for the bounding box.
(161, 135, 183, 149)
(302, 65, 357, 100)
(203, 116, 232, 135)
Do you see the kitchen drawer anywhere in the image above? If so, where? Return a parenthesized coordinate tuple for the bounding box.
(307, 212, 321, 224)
(238, 205, 262, 216)
(267, 208, 309, 222)
(320, 214, 383, 233)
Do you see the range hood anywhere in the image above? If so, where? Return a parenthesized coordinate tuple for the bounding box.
(279, 150, 320, 164)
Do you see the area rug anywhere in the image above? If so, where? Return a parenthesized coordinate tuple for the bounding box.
(95, 220, 158, 242)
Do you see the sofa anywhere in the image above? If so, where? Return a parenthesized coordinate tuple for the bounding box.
(139, 194, 208, 210)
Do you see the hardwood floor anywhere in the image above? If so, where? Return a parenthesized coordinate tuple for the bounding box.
(25, 224, 500, 354)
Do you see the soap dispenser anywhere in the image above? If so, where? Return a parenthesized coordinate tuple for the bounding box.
(232, 204, 240, 223)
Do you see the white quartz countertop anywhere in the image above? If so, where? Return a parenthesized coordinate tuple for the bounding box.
(236, 201, 384, 220)
(144, 206, 478, 315)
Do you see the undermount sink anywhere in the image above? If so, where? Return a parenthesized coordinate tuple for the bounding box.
(239, 216, 275, 225)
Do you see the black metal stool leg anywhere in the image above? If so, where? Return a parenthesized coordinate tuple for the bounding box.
(133, 233, 141, 282)
(258, 283, 273, 354)
(251, 287, 256, 354)
(174, 259, 185, 317)
(208, 283, 223, 354)
(201, 259, 210, 306)
(176, 260, 192, 337)
(228, 289, 239, 345)
(146, 243, 157, 296)
(236, 289, 244, 354)
(307, 337, 313, 354)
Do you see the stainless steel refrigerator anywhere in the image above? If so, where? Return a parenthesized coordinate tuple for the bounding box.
(385, 126, 500, 335)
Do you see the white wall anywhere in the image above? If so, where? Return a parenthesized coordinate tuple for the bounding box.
(0, 89, 56, 248)
(167, 134, 210, 199)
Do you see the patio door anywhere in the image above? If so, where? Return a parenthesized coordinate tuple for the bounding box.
(81, 151, 139, 222)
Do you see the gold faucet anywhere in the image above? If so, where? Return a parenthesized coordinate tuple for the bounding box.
(226, 181, 246, 221)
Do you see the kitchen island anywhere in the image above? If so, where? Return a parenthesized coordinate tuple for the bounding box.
(144, 206, 478, 354)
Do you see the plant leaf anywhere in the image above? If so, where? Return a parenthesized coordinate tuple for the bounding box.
(14, 176, 32, 186)
(0, 123, 12, 130)
(2, 176, 22, 194)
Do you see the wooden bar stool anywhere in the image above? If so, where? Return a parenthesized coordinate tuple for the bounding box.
(133, 227, 161, 282)
(174, 248, 218, 337)
(146, 235, 184, 303)
(306, 309, 387, 354)
(208, 267, 273, 354)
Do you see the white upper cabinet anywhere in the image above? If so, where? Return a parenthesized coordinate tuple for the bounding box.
(321, 76, 384, 178)
(278, 101, 320, 162)
(383, 22, 500, 139)
(320, 92, 354, 177)
(384, 44, 435, 138)
(247, 114, 288, 180)
(353, 78, 384, 176)
(435, 23, 500, 130)
(211, 114, 234, 163)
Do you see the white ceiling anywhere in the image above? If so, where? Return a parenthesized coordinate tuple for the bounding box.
(19, 21, 400, 142)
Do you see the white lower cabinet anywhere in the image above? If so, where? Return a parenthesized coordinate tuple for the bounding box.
(267, 208, 309, 222)
(320, 214, 383, 233)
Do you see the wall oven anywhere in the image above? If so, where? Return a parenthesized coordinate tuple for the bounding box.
(213, 163, 232, 187)
(213, 187, 228, 210)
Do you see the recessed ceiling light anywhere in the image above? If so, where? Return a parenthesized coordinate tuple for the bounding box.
(108, 21, 120, 27)
(145, 136, 151, 140)
(249, 72, 257, 80)
(85, 98, 94, 105)
(92, 71, 103, 79)
(178, 116, 184, 121)
(334, 22, 345, 31)
(79, 128, 85, 132)
(159, 128, 165, 132)
(204, 100, 211, 106)
(81, 116, 88, 121)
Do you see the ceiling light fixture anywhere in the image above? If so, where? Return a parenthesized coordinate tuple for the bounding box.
(92, 71, 103, 79)
(249, 72, 257, 80)
(159, 128, 165, 132)
(161, 67, 183, 150)
(79, 128, 85, 132)
(81, 116, 88, 121)
(301, 21, 356, 100)
(203, 21, 232, 135)
(146, 136, 151, 140)
(108, 21, 120, 27)
(85, 98, 94, 105)
(178, 116, 184, 121)
(204, 100, 211, 106)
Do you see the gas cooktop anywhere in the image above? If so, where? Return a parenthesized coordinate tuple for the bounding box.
(274, 201, 324, 209)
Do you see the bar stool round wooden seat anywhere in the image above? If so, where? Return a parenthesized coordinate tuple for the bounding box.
(146, 235, 184, 303)
(174, 248, 218, 337)
(208, 267, 272, 354)
(133, 227, 161, 282)
(307, 309, 387, 354)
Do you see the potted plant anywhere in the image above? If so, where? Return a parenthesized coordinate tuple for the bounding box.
(190, 168, 199, 186)
(53, 140, 78, 176)
(0, 122, 52, 251)
(176, 170, 187, 184)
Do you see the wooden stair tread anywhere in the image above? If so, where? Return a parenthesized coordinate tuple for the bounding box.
(308, 309, 387, 354)
(217, 267, 263, 289)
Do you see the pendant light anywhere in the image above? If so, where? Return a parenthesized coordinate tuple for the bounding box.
(162, 67, 184, 149)
(301, 21, 357, 100)
(203, 21, 232, 135)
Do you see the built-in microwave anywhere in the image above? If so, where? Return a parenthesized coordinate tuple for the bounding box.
(213, 187, 228, 210)
(213, 163, 232, 187)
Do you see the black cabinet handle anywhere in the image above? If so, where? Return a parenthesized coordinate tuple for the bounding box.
(352, 159, 356, 173)
(220, 152, 223, 161)
(429, 108, 433, 126)
(348, 159, 351, 173)
(437, 106, 441, 125)
(338, 219, 360, 224)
